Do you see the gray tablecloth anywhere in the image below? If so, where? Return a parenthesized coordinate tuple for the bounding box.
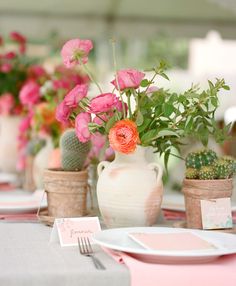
(0, 223, 130, 286)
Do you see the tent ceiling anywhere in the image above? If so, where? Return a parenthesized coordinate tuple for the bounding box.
(0, 0, 236, 39)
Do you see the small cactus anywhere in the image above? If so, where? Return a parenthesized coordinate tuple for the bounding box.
(185, 149, 236, 180)
(60, 129, 90, 171)
(222, 156, 236, 175)
(213, 159, 234, 179)
(185, 149, 217, 170)
(199, 166, 217, 180)
(185, 168, 199, 179)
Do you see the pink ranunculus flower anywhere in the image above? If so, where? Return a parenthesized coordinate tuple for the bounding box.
(114, 99, 128, 114)
(75, 112, 91, 143)
(10, 31, 26, 43)
(147, 86, 159, 95)
(4, 51, 16, 60)
(19, 43, 26, 54)
(0, 93, 15, 115)
(55, 100, 71, 124)
(28, 65, 47, 78)
(19, 115, 32, 133)
(53, 79, 70, 91)
(64, 84, 88, 108)
(93, 114, 108, 125)
(90, 93, 118, 113)
(91, 133, 106, 149)
(1, 63, 12, 73)
(19, 80, 40, 107)
(16, 153, 26, 171)
(88, 133, 106, 158)
(61, 38, 93, 68)
(105, 146, 114, 160)
(111, 69, 145, 91)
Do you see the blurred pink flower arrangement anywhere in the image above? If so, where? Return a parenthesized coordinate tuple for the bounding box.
(17, 64, 90, 170)
(0, 31, 30, 115)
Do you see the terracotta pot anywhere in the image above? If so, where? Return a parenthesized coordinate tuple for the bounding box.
(0, 115, 21, 173)
(97, 146, 163, 228)
(182, 178, 233, 229)
(43, 169, 88, 218)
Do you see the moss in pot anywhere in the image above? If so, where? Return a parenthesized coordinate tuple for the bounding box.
(43, 129, 90, 218)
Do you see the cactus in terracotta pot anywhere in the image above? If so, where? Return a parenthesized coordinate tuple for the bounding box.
(60, 129, 90, 171)
(182, 148, 236, 229)
(43, 129, 91, 219)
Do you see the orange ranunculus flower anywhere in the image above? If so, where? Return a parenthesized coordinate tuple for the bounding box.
(36, 102, 56, 125)
(108, 119, 140, 154)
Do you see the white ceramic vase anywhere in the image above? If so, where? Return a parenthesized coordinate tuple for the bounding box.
(0, 115, 21, 173)
(33, 137, 54, 189)
(97, 146, 163, 228)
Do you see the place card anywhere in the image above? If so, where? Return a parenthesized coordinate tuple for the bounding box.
(200, 198, 233, 230)
(50, 217, 101, 247)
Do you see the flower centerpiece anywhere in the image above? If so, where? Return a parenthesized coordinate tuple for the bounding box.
(56, 38, 230, 227)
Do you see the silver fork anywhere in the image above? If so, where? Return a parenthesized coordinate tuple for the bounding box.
(78, 237, 106, 270)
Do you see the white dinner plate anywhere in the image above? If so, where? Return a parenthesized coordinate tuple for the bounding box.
(0, 172, 18, 184)
(93, 227, 236, 264)
(0, 189, 47, 214)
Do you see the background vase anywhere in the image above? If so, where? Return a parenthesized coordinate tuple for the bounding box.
(97, 146, 163, 228)
(33, 137, 54, 189)
(0, 115, 21, 173)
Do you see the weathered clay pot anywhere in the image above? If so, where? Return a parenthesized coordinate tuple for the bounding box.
(182, 178, 233, 229)
(43, 169, 88, 218)
(97, 146, 163, 228)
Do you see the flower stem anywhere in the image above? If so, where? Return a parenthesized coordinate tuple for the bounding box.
(127, 94, 132, 119)
(144, 72, 158, 94)
(96, 114, 106, 123)
(80, 60, 103, 94)
(111, 39, 126, 119)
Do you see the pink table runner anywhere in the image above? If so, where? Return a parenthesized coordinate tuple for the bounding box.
(105, 248, 236, 286)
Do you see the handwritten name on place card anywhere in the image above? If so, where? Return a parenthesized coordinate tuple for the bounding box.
(50, 217, 101, 247)
(201, 198, 233, 230)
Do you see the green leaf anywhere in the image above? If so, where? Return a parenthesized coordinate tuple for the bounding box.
(185, 116, 193, 130)
(208, 80, 214, 89)
(140, 79, 149, 87)
(164, 150, 171, 171)
(136, 111, 144, 126)
(223, 85, 230, 90)
(138, 118, 152, 133)
(159, 73, 169, 81)
(163, 104, 174, 117)
(105, 116, 117, 133)
(157, 129, 180, 138)
(141, 129, 158, 143)
(211, 97, 218, 108)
